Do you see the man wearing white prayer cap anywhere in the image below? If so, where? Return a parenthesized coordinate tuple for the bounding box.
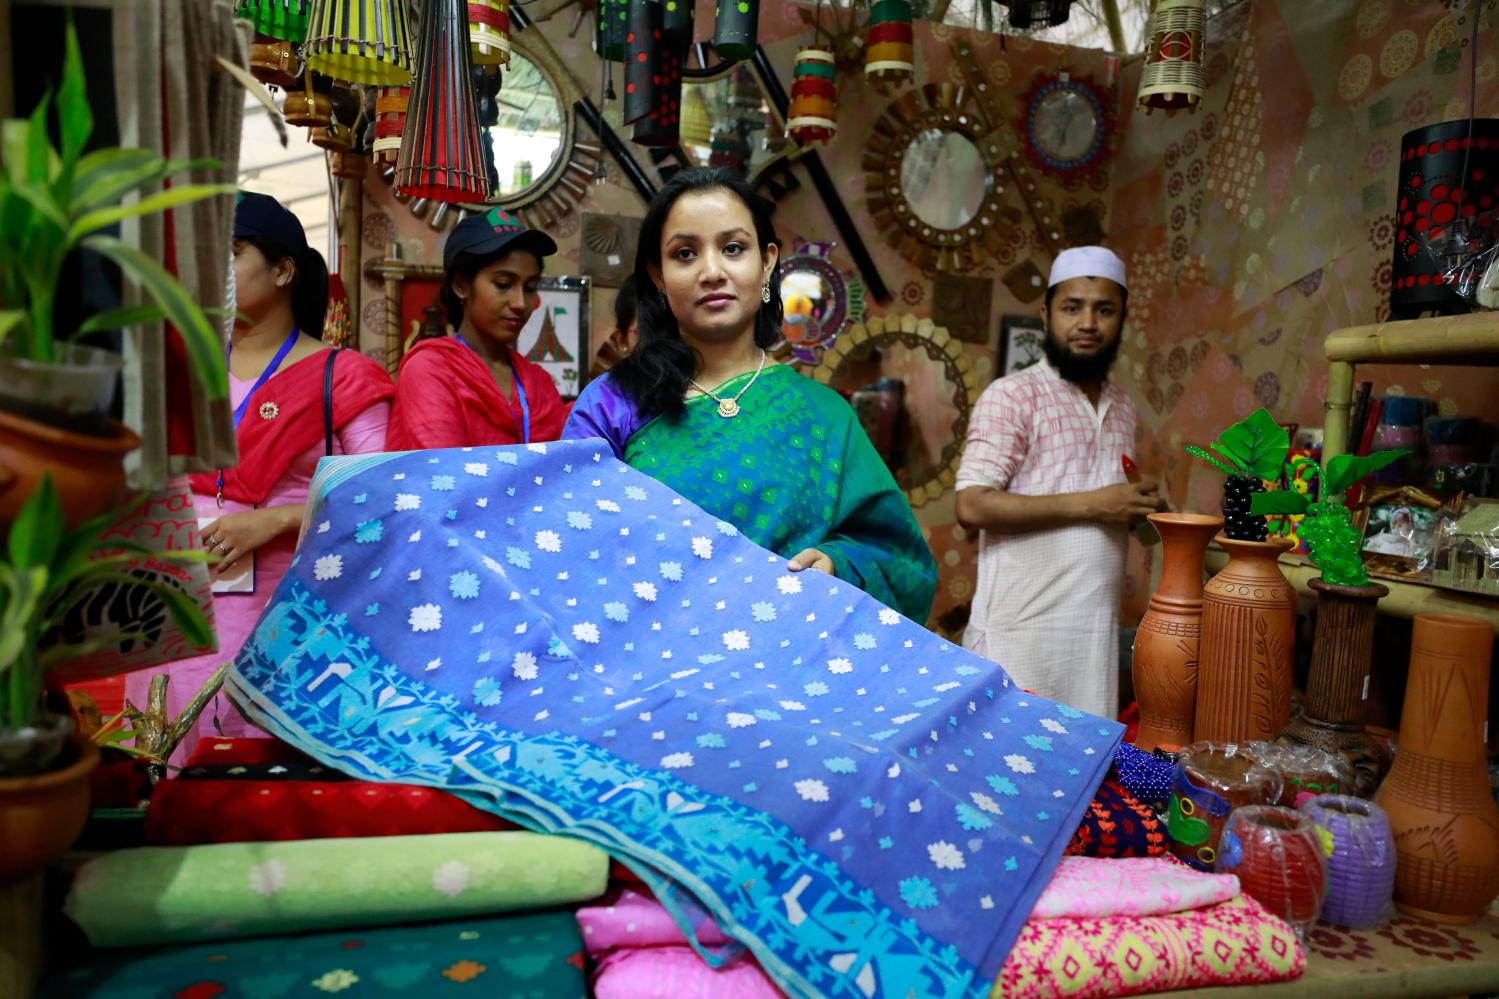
(954, 246, 1162, 720)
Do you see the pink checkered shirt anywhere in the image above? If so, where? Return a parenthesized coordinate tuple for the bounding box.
(956, 360, 1137, 717)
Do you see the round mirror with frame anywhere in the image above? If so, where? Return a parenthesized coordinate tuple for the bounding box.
(864, 84, 1014, 274)
(810, 314, 979, 508)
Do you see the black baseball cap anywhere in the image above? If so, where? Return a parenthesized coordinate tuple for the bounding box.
(234, 191, 309, 255)
(444, 205, 558, 271)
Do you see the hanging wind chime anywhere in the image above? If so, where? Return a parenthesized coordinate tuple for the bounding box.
(469, 0, 512, 67)
(395, 0, 492, 203)
(864, 0, 913, 87)
(1136, 0, 1206, 112)
(788, 48, 837, 145)
(304, 0, 415, 86)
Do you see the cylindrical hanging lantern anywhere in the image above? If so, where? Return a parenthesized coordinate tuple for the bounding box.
(788, 49, 836, 145)
(680, 85, 712, 150)
(304, 0, 414, 86)
(1391, 119, 1499, 319)
(864, 0, 913, 85)
(1007, 0, 1073, 29)
(372, 86, 410, 165)
(469, 0, 512, 67)
(597, 0, 629, 60)
(1137, 0, 1205, 113)
(395, 0, 491, 203)
(622, 0, 663, 127)
(630, 0, 693, 146)
(236, 0, 312, 42)
(713, 0, 759, 63)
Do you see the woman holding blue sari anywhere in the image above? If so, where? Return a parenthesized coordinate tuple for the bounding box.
(565, 169, 935, 623)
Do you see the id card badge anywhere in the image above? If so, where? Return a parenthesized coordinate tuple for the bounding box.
(200, 515, 256, 594)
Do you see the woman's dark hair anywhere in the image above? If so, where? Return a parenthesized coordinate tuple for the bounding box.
(609, 168, 783, 419)
(242, 236, 329, 337)
(435, 247, 546, 336)
(613, 276, 638, 334)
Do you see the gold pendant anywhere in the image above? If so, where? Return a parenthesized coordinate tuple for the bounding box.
(716, 398, 740, 418)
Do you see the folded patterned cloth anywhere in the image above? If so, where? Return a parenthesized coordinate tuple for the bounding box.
(1063, 779, 1168, 859)
(1112, 744, 1175, 809)
(65, 831, 608, 947)
(1029, 857, 1239, 920)
(38, 910, 587, 998)
(578, 887, 736, 950)
(994, 892, 1304, 998)
(594, 947, 787, 999)
(145, 738, 515, 846)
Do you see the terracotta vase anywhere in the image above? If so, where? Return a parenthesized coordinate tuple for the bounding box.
(1195, 535, 1296, 743)
(0, 736, 100, 885)
(1132, 512, 1223, 752)
(1279, 578, 1390, 796)
(0, 407, 139, 530)
(1375, 613, 1499, 924)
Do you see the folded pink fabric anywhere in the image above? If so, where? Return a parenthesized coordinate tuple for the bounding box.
(577, 887, 734, 951)
(593, 946, 787, 999)
(1029, 857, 1241, 920)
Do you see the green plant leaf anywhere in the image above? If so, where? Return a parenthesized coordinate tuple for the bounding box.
(71, 148, 164, 210)
(1184, 445, 1239, 477)
(68, 183, 235, 243)
(1250, 490, 1310, 516)
(1323, 450, 1409, 497)
(1212, 408, 1288, 480)
(0, 565, 48, 684)
(72, 304, 166, 337)
(0, 310, 26, 349)
(56, 18, 93, 165)
(82, 235, 229, 400)
(6, 477, 63, 570)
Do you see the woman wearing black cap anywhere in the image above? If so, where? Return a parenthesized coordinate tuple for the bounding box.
(386, 207, 568, 449)
(127, 192, 395, 762)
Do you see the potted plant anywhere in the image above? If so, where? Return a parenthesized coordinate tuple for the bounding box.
(0, 19, 229, 528)
(1252, 449, 1408, 795)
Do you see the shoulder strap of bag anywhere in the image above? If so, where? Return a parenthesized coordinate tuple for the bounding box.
(324, 348, 340, 457)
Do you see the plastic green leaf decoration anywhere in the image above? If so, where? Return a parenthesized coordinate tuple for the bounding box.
(1184, 407, 1288, 479)
(1184, 445, 1240, 477)
(1322, 450, 1409, 498)
(1249, 490, 1310, 517)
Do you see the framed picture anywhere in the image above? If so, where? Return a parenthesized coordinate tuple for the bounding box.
(995, 314, 1046, 379)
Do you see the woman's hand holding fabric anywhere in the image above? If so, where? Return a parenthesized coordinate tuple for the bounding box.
(787, 548, 835, 575)
(202, 505, 303, 577)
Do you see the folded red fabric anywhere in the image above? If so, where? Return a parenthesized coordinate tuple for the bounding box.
(1063, 778, 1169, 859)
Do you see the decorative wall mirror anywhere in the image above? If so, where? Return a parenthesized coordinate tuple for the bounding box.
(777, 240, 865, 365)
(864, 83, 1017, 274)
(810, 314, 979, 507)
(679, 51, 784, 180)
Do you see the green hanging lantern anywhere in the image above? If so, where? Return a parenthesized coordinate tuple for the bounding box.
(236, 0, 313, 43)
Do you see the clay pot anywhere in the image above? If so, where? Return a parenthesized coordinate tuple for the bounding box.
(1279, 578, 1390, 796)
(0, 734, 100, 885)
(1217, 805, 1328, 935)
(1133, 512, 1223, 752)
(1375, 613, 1499, 924)
(0, 407, 140, 530)
(1195, 535, 1296, 743)
(1168, 741, 1282, 871)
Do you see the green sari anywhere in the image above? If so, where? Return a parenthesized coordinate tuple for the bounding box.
(623, 364, 936, 622)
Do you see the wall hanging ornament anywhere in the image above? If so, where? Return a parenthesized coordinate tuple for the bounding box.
(713, 0, 759, 63)
(1299, 794, 1397, 930)
(863, 0, 913, 87)
(236, 0, 312, 42)
(372, 85, 410, 165)
(1375, 613, 1499, 924)
(249, 37, 301, 89)
(304, 0, 414, 86)
(1131, 512, 1222, 753)
(788, 49, 838, 145)
(1215, 805, 1329, 938)
(1006, 0, 1073, 30)
(283, 68, 335, 127)
(777, 240, 864, 364)
(1391, 119, 1499, 320)
(1020, 72, 1111, 179)
(395, 0, 491, 202)
(1167, 741, 1282, 872)
(1136, 0, 1205, 113)
(469, 0, 513, 67)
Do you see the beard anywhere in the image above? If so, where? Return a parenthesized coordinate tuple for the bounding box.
(1043, 329, 1121, 383)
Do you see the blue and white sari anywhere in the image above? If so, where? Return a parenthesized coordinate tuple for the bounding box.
(228, 441, 1122, 999)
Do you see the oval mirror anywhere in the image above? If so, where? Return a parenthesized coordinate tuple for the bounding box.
(480, 51, 565, 200)
(900, 128, 988, 230)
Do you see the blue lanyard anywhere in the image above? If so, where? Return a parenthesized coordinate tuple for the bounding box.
(455, 335, 530, 444)
(217, 326, 301, 502)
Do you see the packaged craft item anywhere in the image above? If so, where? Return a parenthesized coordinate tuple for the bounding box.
(1247, 742, 1352, 808)
(1168, 741, 1282, 871)
(1216, 805, 1329, 936)
(1298, 794, 1396, 929)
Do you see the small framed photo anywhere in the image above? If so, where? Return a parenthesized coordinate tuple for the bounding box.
(520, 276, 591, 400)
(995, 314, 1046, 379)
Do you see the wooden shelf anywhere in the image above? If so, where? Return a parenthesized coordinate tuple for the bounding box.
(1204, 548, 1499, 629)
(1324, 313, 1499, 366)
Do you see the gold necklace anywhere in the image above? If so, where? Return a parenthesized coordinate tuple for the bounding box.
(687, 349, 767, 419)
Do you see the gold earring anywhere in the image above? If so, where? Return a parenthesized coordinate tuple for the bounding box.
(761, 282, 771, 304)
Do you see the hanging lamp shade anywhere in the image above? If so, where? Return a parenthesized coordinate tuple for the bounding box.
(630, 0, 693, 146)
(864, 0, 913, 85)
(1006, 0, 1072, 29)
(622, 0, 663, 127)
(469, 0, 512, 67)
(787, 49, 836, 145)
(713, 0, 759, 63)
(1137, 0, 1206, 112)
(395, 0, 491, 203)
(372, 85, 410, 164)
(597, 0, 629, 60)
(236, 0, 313, 42)
(304, 0, 414, 86)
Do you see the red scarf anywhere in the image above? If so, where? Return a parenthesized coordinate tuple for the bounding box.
(385, 337, 567, 451)
(189, 349, 394, 504)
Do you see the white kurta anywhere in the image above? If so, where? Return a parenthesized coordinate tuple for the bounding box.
(956, 361, 1137, 718)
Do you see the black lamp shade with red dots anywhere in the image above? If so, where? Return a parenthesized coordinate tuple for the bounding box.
(630, 0, 691, 146)
(622, 0, 662, 127)
(1391, 118, 1499, 317)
